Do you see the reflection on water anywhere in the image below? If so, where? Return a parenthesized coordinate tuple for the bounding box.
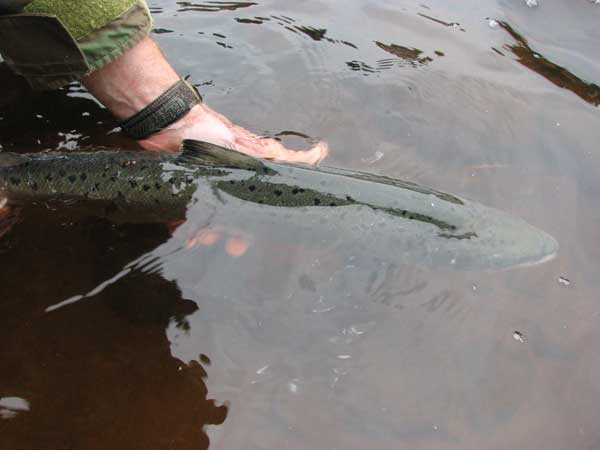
(375, 42, 434, 67)
(0, 69, 130, 152)
(2, 0, 600, 449)
(234, 13, 359, 49)
(347, 42, 441, 75)
(417, 12, 461, 28)
(0, 213, 226, 449)
(176, 1, 257, 13)
(499, 21, 600, 107)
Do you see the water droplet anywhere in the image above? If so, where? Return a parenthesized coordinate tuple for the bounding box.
(487, 18, 499, 28)
(513, 331, 525, 343)
(361, 151, 385, 164)
(312, 306, 335, 313)
(337, 355, 352, 360)
(558, 276, 571, 286)
(526, 0, 539, 7)
(349, 326, 365, 336)
(0, 397, 30, 419)
(288, 381, 299, 393)
(256, 365, 269, 375)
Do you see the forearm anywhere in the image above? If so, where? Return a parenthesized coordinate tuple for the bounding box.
(82, 37, 179, 120)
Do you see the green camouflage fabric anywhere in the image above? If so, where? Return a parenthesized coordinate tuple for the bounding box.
(0, 0, 152, 89)
(24, 0, 138, 40)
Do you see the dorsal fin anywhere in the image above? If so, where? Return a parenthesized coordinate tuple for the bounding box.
(178, 139, 266, 171)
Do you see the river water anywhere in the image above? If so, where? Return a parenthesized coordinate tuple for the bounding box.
(1, 1, 599, 449)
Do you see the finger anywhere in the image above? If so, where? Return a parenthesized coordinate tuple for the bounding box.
(271, 141, 329, 165)
(234, 134, 329, 165)
(224, 236, 250, 257)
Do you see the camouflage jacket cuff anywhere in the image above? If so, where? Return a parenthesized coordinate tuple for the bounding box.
(0, 0, 152, 90)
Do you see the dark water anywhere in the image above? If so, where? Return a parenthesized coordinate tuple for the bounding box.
(1, 1, 600, 449)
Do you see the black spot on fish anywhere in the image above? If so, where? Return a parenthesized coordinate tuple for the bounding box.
(329, 202, 337, 206)
(346, 196, 354, 202)
(154, 182, 161, 190)
(129, 180, 138, 188)
(58, 170, 66, 177)
(30, 181, 38, 191)
(274, 190, 283, 197)
(229, 180, 235, 185)
(292, 188, 299, 195)
(313, 198, 321, 205)
(110, 176, 117, 182)
(80, 173, 87, 181)
(168, 178, 176, 184)
(9, 177, 21, 185)
(248, 185, 256, 192)
(258, 199, 264, 204)
(143, 185, 150, 191)
(68, 175, 77, 183)
(45, 174, 53, 182)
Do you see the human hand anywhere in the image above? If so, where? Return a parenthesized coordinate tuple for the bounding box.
(138, 103, 328, 164)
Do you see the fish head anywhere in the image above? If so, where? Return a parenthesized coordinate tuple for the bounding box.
(436, 204, 560, 271)
(485, 216, 559, 270)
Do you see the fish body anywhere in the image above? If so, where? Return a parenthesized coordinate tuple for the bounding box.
(0, 140, 558, 270)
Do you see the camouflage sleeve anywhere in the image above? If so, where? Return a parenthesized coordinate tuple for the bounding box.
(0, 0, 152, 90)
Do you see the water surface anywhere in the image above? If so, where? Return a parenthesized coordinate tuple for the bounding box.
(1, 1, 599, 449)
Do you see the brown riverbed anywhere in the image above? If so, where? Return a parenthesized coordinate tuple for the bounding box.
(1, 1, 600, 449)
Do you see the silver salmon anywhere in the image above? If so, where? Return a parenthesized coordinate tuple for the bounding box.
(0, 140, 558, 270)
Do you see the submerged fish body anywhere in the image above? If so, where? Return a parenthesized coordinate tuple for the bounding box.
(0, 140, 558, 270)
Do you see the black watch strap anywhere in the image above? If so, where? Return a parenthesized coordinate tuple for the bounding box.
(119, 79, 203, 140)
